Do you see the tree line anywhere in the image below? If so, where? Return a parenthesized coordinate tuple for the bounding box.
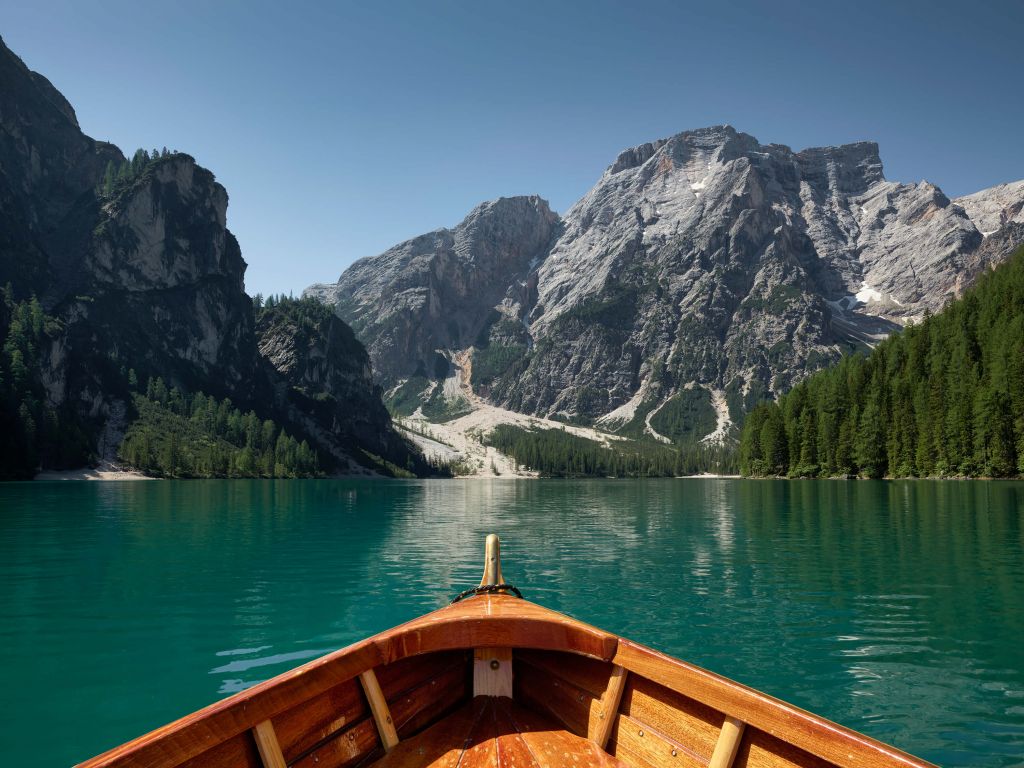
(485, 424, 738, 478)
(0, 287, 93, 478)
(119, 377, 321, 478)
(98, 147, 178, 198)
(740, 246, 1024, 478)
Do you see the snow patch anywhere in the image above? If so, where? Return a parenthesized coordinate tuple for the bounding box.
(855, 282, 883, 304)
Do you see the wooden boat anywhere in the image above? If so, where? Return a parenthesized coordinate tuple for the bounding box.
(78, 535, 935, 768)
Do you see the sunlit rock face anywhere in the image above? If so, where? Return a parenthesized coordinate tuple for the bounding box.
(314, 127, 1024, 438)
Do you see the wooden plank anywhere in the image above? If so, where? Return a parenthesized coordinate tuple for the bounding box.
(514, 655, 599, 736)
(503, 699, 627, 767)
(708, 717, 744, 768)
(473, 647, 513, 697)
(367, 699, 488, 768)
(389, 658, 470, 737)
(290, 718, 379, 768)
(361, 669, 400, 751)
(733, 728, 833, 768)
(622, 675, 724, 760)
(613, 640, 936, 768)
(607, 712, 707, 768)
(592, 664, 628, 748)
(515, 649, 614, 698)
(459, 699, 499, 768)
(175, 732, 261, 768)
(376, 651, 468, 701)
(491, 700, 542, 768)
(272, 677, 366, 763)
(252, 720, 287, 768)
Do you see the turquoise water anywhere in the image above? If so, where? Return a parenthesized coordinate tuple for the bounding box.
(1, 479, 1022, 767)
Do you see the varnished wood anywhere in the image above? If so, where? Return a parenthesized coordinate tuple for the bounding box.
(77, 596, 614, 768)
(361, 669, 401, 752)
(709, 716, 745, 768)
(473, 647, 513, 697)
(252, 720, 287, 768)
(613, 640, 934, 768)
(621, 674, 724, 761)
(514, 649, 614, 699)
(76, 589, 936, 768)
(272, 677, 366, 763)
(592, 664, 628, 749)
(479, 533, 504, 587)
(608, 712, 707, 768)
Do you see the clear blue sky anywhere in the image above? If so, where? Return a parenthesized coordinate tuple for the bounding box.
(3, 0, 1022, 298)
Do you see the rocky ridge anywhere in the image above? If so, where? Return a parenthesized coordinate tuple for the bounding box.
(0, 36, 421, 476)
(310, 126, 1024, 444)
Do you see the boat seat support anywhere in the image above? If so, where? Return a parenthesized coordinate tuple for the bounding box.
(360, 669, 400, 752)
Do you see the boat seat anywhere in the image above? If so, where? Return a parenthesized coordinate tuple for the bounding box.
(367, 695, 627, 767)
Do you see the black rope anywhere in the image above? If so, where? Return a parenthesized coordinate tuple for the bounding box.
(450, 583, 523, 603)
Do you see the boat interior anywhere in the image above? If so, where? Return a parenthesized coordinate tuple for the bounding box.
(79, 593, 931, 768)
(78, 538, 930, 768)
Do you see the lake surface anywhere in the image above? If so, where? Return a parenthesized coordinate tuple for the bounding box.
(1, 479, 1022, 767)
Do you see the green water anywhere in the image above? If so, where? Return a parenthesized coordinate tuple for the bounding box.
(1, 480, 1022, 767)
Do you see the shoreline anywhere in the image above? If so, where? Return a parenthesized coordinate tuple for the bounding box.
(34, 465, 153, 481)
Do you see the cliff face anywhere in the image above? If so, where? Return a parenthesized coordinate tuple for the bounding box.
(312, 126, 1024, 441)
(307, 195, 559, 382)
(0, 36, 418, 476)
(255, 298, 417, 468)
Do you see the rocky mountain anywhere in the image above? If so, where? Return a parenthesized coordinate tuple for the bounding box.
(0, 36, 422, 478)
(307, 196, 559, 383)
(310, 126, 1024, 444)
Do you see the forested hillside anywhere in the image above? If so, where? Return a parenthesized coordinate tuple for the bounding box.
(486, 424, 738, 478)
(740, 246, 1024, 478)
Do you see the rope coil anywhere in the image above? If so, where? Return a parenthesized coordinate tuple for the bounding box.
(450, 583, 523, 603)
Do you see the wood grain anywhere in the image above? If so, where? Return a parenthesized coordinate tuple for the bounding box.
(514, 649, 614, 698)
(272, 677, 366, 763)
(592, 664, 629, 748)
(613, 640, 935, 768)
(607, 712, 708, 768)
(252, 720, 287, 768)
(708, 717, 744, 768)
(76, 596, 613, 768)
(621, 675, 723, 760)
(474, 647, 513, 697)
(361, 669, 400, 751)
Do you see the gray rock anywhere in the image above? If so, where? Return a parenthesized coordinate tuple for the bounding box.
(311, 126, 1024, 441)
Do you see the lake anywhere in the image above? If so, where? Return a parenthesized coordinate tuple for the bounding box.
(1, 479, 1022, 767)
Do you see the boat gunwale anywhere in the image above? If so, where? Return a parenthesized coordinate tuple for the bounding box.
(75, 595, 936, 768)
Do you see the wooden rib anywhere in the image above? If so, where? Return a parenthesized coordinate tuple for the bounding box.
(613, 640, 936, 768)
(252, 720, 287, 768)
(592, 664, 628, 748)
(708, 717, 744, 768)
(473, 647, 513, 697)
(361, 669, 400, 752)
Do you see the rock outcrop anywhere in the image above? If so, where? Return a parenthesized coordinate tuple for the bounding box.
(0, 35, 420, 476)
(311, 125, 1024, 442)
(307, 195, 558, 382)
